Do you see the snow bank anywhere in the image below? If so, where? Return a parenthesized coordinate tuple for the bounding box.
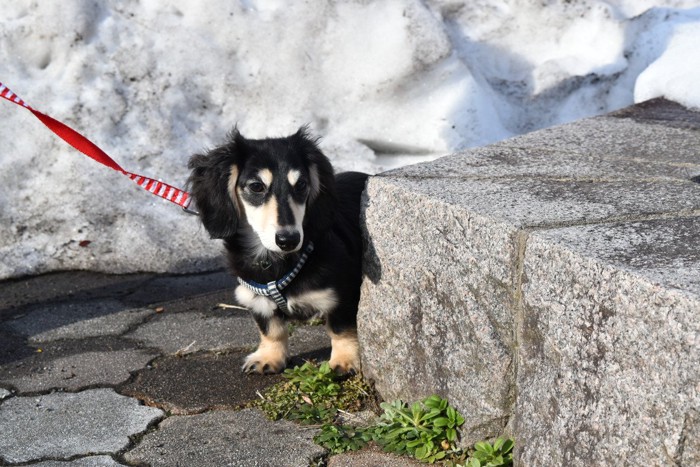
(1, 0, 700, 279)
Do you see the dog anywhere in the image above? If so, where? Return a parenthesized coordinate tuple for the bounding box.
(188, 127, 368, 374)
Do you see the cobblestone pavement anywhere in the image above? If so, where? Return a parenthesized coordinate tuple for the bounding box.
(0, 270, 406, 466)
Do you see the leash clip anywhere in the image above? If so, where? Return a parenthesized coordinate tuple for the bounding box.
(182, 205, 199, 216)
(182, 200, 199, 216)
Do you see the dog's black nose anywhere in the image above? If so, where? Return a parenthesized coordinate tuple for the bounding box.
(275, 231, 301, 251)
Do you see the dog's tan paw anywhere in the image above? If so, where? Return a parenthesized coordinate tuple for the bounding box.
(329, 331, 361, 375)
(242, 349, 288, 374)
(243, 317, 289, 375)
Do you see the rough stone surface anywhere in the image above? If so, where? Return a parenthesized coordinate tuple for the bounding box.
(0, 389, 163, 463)
(0, 347, 157, 393)
(379, 168, 700, 229)
(30, 456, 125, 466)
(498, 101, 700, 167)
(517, 223, 700, 466)
(358, 98, 700, 464)
(123, 408, 325, 467)
(359, 179, 516, 446)
(4, 300, 152, 342)
(527, 216, 700, 294)
(681, 409, 700, 466)
(393, 143, 700, 182)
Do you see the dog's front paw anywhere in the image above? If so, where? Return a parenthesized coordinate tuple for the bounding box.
(242, 348, 287, 374)
(329, 354, 360, 375)
(329, 332, 361, 375)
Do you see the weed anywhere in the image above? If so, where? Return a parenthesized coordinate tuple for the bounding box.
(369, 395, 465, 463)
(249, 361, 371, 425)
(247, 362, 513, 466)
(462, 437, 514, 467)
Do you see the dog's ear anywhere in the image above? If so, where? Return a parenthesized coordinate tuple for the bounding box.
(187, 131, 243, 239)
(295, 128, 336, 234)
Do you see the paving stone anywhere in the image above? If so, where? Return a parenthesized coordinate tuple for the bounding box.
(120, 325, 331, 415)
(0, 271, 156, 318)
(30, 456, 125, 466)
(4, 300, 152, 343)
(119, 350, 284, 415)
(136, 287, 233, 315)
(0, 327, 34, 366)
(0, 347, 157, 393)
(123, 408, 325, 466)
(328, 445, 424, 467)
(122, 270, 233, 306)
(287, 324, 333, 359)
(0, 389, 163, 463)
(127, 309, 259, 354)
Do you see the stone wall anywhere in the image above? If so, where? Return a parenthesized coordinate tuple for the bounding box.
(358, 99, 700, 465)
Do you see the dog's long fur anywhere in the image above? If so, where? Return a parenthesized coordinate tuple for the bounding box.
(188, 128, 367, 374)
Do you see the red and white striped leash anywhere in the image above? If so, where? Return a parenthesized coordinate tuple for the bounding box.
(0, 82, 196, 214)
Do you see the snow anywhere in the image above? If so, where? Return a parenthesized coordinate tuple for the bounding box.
(1, 0, 700, 279)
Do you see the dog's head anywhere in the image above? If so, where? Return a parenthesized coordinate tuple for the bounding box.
(187, 127, 335, 254)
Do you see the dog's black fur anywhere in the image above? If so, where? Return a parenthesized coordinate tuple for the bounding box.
(188, 128, 367, 374)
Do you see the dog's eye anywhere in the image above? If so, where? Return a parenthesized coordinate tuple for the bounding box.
(248, 182, 266, 194)
(295, 180, 308, 192)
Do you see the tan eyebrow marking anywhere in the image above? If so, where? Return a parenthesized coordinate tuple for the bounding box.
(258, 168, 273, 187)
(287, 169, 301, 186)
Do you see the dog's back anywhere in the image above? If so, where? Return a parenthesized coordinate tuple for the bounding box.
(332, 171, 369, 258)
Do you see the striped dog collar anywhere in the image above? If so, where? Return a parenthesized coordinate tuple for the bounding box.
(237, 242, 315, 313)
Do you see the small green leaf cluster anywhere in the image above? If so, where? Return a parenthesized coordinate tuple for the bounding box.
(371, 395, 465, 463)
(314, 395, 466, 464)
(457, 437, 514, 467)
(314, 424, 374, 455)
(284, 361, 342, 399)
(249, 361, 370, 425)
(313, 393, 514, 466)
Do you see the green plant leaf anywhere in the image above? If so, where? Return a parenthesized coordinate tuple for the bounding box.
(475, 441, 494, 455)
(406, 438, 424, 448)
(500, 438, 514, 454)
(420, 408, 442, 421)
(493, 438, 505, 451)
(433, 416, 450, 427)
(423, 395, 442, 408)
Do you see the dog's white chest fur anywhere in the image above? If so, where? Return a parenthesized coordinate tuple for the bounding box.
(235, 285, 338, 318)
